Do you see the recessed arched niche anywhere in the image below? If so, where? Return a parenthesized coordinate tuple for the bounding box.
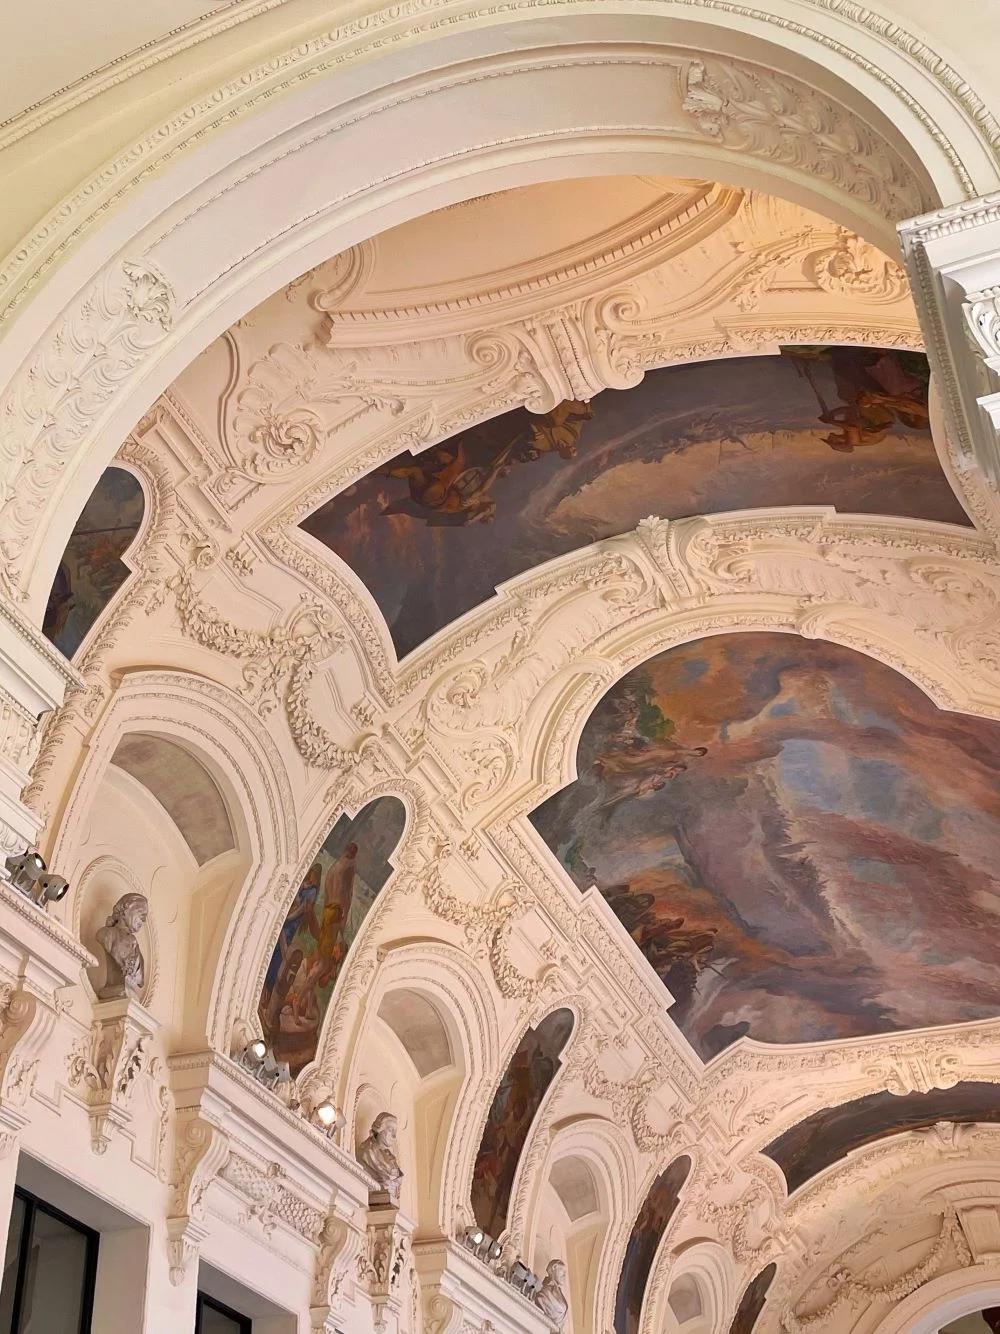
(613, 1156, 691, 1334)
(470, 1007, 575, 1237)
(531, 631, 1000, 1059)
(258, 795, 406, 1075)
(42, 465, 144, 659)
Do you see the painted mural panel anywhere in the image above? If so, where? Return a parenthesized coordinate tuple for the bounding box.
(43, 466, 144, 659)
(470, 1008, 575, 1237)
(258, 796, 406, 1074)
(728, 1264, 776, 1334)
(765, 1082, 1000, 1195)
(301, 347, 965, 658)
(613, 1156, 691, 1334)
(530, 632, 1000, 1059)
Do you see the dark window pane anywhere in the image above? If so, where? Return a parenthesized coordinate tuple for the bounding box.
(199, 1297, 248, 1333)
(19, 1208, 90, 1334)
(0, 1196, 26, 1334)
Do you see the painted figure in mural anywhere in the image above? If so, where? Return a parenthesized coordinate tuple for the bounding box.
(257, 798, 406, 1074)
(469, 1009, 574, 1237)
(302, 347, 962, 659)
(613, 1158, 690, 1334)
(357, 1111, 404, 1203)
(96, 892, 149, 998)
(377, 437, 517, 525)
(532, 633, 1000, 1059)
(534, 1260, 569, 1330)
(782, 346, 930, 451)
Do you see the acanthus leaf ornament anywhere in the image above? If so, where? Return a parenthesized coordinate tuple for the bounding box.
(0, 259, 175, 600)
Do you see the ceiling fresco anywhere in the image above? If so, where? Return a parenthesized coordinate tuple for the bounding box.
(470, 1007, 575, 1238)
(530, 632, 1000, 1060)
(42, 465, 144, 660)
(259, 796, 406, 1075)
(763, 1082, 1000, 1195)
(301, 346, 965, 659)
(612, 1156, 691, 1334)
(728, 1264, 777, 1334)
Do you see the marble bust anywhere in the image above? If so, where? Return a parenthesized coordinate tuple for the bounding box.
(534, 1259, 569, 1330)
(96, 892, 149, 998)
(357, 1111, 404, 1204)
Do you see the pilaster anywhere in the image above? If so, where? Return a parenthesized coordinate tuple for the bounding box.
(900, 193, 1000, 486)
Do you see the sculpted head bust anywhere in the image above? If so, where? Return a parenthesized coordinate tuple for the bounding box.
(357, 1110, 404, 1204)
(95, 892, 149, 999)
(534, 1259, 569, 1330)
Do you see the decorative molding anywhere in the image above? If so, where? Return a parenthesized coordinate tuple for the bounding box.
(0, 261, 174, 600)
(66, 993, 158, 1153)
(679, 59, 928, 221)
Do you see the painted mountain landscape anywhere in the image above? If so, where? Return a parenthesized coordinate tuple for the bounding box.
(302, 347, 967, 657)
(531, 633, 1000, 1060)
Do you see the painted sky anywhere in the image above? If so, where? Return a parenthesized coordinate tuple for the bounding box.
(531, 633, 1000, 1060)
(302, 348, 966, 658)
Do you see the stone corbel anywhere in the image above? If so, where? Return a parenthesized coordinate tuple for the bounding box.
(311, 1208, 365, 1332)
(66, 994, 158, 1154)
(166, 1108, 230, 1285)
(356, 1201, 414, 1333)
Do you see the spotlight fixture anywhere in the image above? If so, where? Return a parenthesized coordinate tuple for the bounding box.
(487, 1238, 503, 1263)
(34, 873, 69, 905)
(240, 1038, 268, 1071)
(509, 1260, 532, 1293)
(464, 1226, 486, 1250)
(313, 1099, 346, 1137)
(260, 1053, 292, 1091)
(3, 850, 69, 910)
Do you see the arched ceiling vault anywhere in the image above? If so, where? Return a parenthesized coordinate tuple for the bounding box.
(6, 0, 1000, 618)
(31, 167, 1000, 1334)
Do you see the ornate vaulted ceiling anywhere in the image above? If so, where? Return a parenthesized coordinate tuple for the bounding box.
(33, 170, 1000, 1334)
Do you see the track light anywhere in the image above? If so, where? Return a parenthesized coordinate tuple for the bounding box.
(313, 1099, 346, 1137)
(34, 873, 69, 905)
(4, 850, 69, 911)
(240, 1038, 267, 1071)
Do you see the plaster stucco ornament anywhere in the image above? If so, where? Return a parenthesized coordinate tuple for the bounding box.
(534, 1259, 569, 1330)
(96, 892, 148, 998)
(357, 1112, 404, 1204)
